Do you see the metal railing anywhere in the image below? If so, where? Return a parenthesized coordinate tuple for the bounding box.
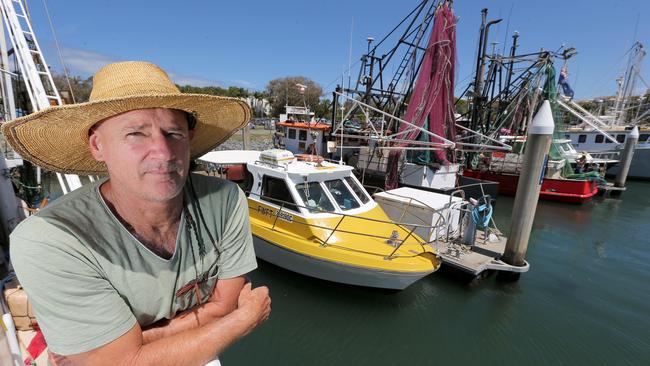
(246, 191, 451, 260)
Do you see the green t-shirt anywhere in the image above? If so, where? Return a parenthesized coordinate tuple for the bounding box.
(9, 173, 257, 355)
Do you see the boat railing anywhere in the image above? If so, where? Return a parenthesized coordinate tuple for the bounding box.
(246, 191, 450, 260)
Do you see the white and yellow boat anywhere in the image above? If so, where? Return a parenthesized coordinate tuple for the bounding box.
(199, 149, 442, 290)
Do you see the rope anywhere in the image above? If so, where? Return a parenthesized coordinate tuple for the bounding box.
(470, 199, 493, 230)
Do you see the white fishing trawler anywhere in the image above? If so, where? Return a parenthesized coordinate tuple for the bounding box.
(559, 42, 649, 179)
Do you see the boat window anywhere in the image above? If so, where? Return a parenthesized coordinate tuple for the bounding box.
(578, 134, 586, 143)
(261, 176, 298, 212)
(605, 136, 613, 143)
(595, 135, 604, 143)
(639, 134, 649, 142)
(299, 130, 307, 141)
(295, 182, 335, 213)
(324, 179, 360, 210)
(616, 134, 625, 143)
(344, 177, 370, 204)
(288, 128, 296, 140)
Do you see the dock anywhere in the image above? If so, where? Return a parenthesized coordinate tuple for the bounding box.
(598, 182, 626, 197)
(435, 229, 529, 275)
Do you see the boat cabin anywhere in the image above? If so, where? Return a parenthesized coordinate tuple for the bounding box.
(199, 149, 374, 217)
(564, 127, 650, 151)
(276, 106, 331, 156)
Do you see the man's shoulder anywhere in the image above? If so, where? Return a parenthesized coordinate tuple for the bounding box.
(190, 173, 241, 199)
(11, 180, 104, 243)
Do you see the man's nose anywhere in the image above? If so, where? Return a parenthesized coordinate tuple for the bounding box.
(149, 132, 176, 159)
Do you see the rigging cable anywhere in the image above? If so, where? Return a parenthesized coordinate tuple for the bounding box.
(41, 0, 76, 103)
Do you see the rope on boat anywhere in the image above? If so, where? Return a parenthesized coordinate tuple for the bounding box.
(470, 197, 493, 230)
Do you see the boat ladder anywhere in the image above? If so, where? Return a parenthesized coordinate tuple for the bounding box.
(0, 0, 82, 193)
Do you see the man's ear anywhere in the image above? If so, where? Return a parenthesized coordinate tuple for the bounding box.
(88, 131, 105, 162)
(188, 129, 195, 141)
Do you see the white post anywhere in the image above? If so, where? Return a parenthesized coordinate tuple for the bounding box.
(614, 126, 639, 188)
(502, 100, 555, 277)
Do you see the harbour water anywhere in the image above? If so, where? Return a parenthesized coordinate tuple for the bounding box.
(224, 181, 650, 365)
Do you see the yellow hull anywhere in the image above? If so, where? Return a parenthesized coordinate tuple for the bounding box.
(248, 199, 441, 288)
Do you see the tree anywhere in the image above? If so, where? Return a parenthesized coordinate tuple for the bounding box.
(266, 76, 323, 117)
(52, 73, 93, 103)
(455, 97, 469, 116)
(313, 98, 332, 119)
(177, 85, 252, 98)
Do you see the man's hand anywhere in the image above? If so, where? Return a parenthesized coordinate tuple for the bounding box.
(233, 283, 271, 337)
(142, 276, 246, 343)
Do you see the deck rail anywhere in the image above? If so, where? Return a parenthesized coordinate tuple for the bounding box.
(244, 190, 492, 260)
(247, 191, 450, 260)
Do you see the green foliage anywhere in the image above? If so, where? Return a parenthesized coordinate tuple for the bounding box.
(455, 97, 469, 115)
(52, 73, 93, 103)
(177, 85, 250, 98)
(265, 76, 323, 117)
(313, 98, 332, 118)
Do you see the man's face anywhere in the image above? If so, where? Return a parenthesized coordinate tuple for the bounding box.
(89, 108, 194, 203)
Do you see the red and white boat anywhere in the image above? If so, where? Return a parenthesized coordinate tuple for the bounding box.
(463, 169, 598, 204)
(463, 141, 602, 204)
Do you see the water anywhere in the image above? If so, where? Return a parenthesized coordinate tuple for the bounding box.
(223, 181, 650, 366)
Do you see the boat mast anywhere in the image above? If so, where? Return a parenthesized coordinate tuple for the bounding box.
(469, 8, 502, 135)
(612, 42, 646, 126)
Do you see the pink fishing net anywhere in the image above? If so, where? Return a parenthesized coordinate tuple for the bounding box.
(386, 3, 456, 189)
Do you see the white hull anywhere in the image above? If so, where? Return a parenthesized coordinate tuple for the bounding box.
(603, 147, 650, 179)
(564, 129, 650, 179)
(252, 235, 434, 290)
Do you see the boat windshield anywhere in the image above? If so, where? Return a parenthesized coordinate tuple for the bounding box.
(324, 179, 361, 210)
(344, 176, 369, 204)
(295, 182, 335, 213)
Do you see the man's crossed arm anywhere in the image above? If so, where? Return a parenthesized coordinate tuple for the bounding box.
(49, 277, 271, 366)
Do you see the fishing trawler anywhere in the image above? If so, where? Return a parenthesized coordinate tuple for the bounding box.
(275, 106, 331, 156)
(559, 42, 649, 179)
(463, 137, 611, 204)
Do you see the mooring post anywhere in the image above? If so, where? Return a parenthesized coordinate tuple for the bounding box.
(500, 100, 555, 280)
(614, 126, 638, 189)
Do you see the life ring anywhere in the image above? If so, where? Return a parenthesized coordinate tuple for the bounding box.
(295, 154, 324, 163)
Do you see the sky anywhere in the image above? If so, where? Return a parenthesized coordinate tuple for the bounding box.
(21, 0, 650, 100)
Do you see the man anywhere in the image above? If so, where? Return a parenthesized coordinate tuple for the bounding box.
(2, 61, 271, 365)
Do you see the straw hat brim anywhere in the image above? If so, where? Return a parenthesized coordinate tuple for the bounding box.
(1, 93, 250, 175)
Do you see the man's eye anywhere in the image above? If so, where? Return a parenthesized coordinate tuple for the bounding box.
(127, 132, 144, 137)
(167, 132, 185, 139)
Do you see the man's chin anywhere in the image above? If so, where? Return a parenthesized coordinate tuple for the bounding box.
(143, 176, 185, 201)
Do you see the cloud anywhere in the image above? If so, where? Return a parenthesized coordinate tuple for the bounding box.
(58, 46, 220, 87)
(169, 72, 220, 87)
(232, 79, 254, 88)
(60, 47, 118, 75)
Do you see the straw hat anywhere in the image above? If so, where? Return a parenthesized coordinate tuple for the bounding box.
(0, 61, 251, 175)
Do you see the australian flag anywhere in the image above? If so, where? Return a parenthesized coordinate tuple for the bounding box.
(558, 67, 575, 99)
